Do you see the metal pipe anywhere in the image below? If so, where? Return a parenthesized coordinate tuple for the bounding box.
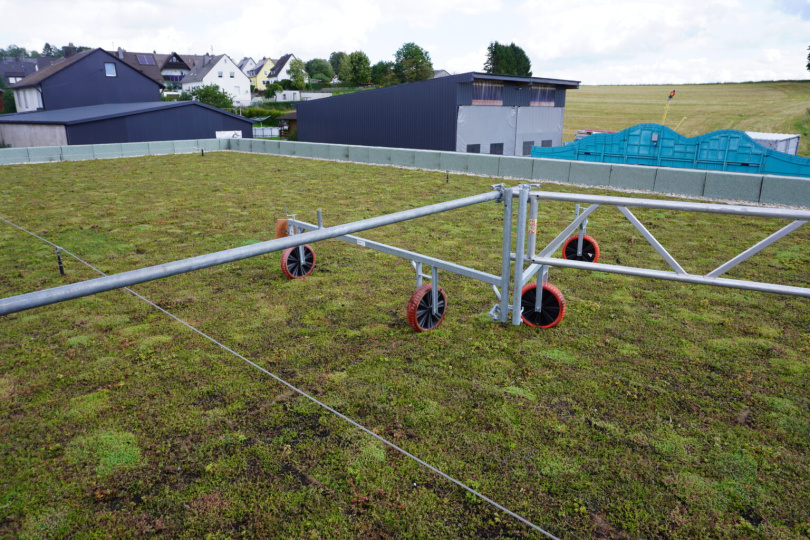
(707, 220, 807, 278)
(528, 191, 810, 219)
(498, 189, 514, 323)
(0, 190, 503, 316)
(617, 206, 686, 274)
(531, 257, 810, 298)
(511, 185, 530, 325)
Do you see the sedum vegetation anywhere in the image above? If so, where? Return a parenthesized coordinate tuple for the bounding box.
(0, 152, 808, 538)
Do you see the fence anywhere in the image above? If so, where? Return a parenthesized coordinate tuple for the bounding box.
(1, 138, 808, 207)
(252, 127, 280, 138)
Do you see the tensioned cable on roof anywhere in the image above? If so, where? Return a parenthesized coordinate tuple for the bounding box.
(0, 214, 560, 540)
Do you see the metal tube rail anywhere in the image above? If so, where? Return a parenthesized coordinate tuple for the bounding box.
(524, 190, 810, 220)
(0, 190, 503, 316)
(287, 219, 502, 286)
(531, 257, 810, 298)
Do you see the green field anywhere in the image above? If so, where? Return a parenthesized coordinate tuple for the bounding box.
(564, 81, 810, 157)
(1, 150, 809, 539)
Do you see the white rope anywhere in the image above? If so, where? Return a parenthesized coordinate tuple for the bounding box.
(0, 215, 560, 540)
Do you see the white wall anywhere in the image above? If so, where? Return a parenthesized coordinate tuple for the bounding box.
(13, 88, 43, 112)
(0, 123, 67, 147)
(182, 56, 252, 107)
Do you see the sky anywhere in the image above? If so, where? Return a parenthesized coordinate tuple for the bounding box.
(3, 0, 810, 85)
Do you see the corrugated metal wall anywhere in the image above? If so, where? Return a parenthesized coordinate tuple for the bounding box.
(42, 50, 162, 111)
(66, 105, 252, 145)
(297, 75, 469, 151)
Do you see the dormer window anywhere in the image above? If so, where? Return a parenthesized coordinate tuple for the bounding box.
(105, 63, 117, 77)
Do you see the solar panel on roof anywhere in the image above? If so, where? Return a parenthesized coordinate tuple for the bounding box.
(137, 55, 155, 65)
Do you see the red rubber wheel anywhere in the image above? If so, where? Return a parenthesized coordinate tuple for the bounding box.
(562, 235, 600, 263)
(280, 244, 316, 279)
(407, 284, 447, 332)
(520, 282, 566, 328)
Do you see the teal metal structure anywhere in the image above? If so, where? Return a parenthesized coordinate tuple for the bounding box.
(531, 123, 810, 178)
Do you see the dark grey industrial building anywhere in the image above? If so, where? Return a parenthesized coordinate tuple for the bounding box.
(294, 72, 579, 156)
(0, 101, 252, 147)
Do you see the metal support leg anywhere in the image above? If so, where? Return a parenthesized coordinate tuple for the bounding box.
(511, 185, 531, 325)
(498, 188, 514, 323)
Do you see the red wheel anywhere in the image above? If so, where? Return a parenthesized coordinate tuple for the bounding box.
(407, 284, 447, 332)
(520, 282, 566, 328)
(562, 235, 600, 263)
(281, 244, 316, 279)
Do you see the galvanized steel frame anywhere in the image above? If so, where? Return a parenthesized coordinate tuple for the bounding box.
(1, 182, 808, 324)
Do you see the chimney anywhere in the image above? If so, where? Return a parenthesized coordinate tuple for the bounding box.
(63, 43, 77, 58)
(118, 47, 125, 60)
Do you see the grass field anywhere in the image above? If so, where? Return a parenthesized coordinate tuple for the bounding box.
(1, 151, 809, 539)
(563, 81, 810, 157)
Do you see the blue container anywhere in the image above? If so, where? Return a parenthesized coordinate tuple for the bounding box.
(531, 123, 810, 178)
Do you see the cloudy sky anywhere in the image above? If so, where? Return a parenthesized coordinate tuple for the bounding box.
(4, 0, 810, 84)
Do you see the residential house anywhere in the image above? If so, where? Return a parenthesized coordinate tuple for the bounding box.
(180, 54, 251, 107)
(247, 58, 275, 92)
(265, 54, 297, 84)
(10, 48, 162, 112)
(237, 57, 257, 75)
(112, 49, 207, 93)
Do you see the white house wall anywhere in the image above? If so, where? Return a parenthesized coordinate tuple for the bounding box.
(182, 56, 251, 107)
(13, 88, 43, 112)
(0, 123, 67, 148)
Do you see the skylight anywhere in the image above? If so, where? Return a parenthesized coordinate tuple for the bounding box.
(136, 55, 155, 66)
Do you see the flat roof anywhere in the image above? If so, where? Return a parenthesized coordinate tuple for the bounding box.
(0, 101, 251, 125)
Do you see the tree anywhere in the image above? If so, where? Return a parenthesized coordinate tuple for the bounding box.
(305, 58, 334, 83)
(483, 42, 532, 77)
(1, 45, 28, 59)
(328, 52, 348, 78)
(41, 43, 63, 58)
(287, 58, 307, 90)
(0, 77, 16, 114)
(265, 82, 283, 99)
(178, 84, 234, 109)
(394, 42, 433, 83)
(371, 60, 396, 86)
(339, 51, 371, 86)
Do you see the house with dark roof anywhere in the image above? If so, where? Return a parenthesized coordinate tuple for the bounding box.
(10, 48, 162, 112)
(294, 72, 579, 156)
(111, 49, 207, 92)
(0, 101, 252, 147)
(266, 54, 297, 84)
(237, 57, 257, 75)
(180, 54, 251, 107)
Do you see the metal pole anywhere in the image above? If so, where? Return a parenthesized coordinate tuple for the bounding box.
(511, 185, 530, 325)
(498, 188, 514, 323)
(529, 191, 810, 219)
(0, 190, 503, 316)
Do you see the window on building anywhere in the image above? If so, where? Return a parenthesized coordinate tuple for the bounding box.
(530, 85, 556, 106)
(104, 63, 117, 77)
(490, 143, 504, 155)
(541, 140, 552, 147)
(466, 144, 481, 153)
(522, 141, 535, 156)
(218, 71, 223, 78)
(8, 77, 21, 83)
(472, 81, 503, 105)
(230, 72, 235, 78)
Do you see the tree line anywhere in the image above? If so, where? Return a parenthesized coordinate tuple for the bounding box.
(0, 43, 91, 59)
